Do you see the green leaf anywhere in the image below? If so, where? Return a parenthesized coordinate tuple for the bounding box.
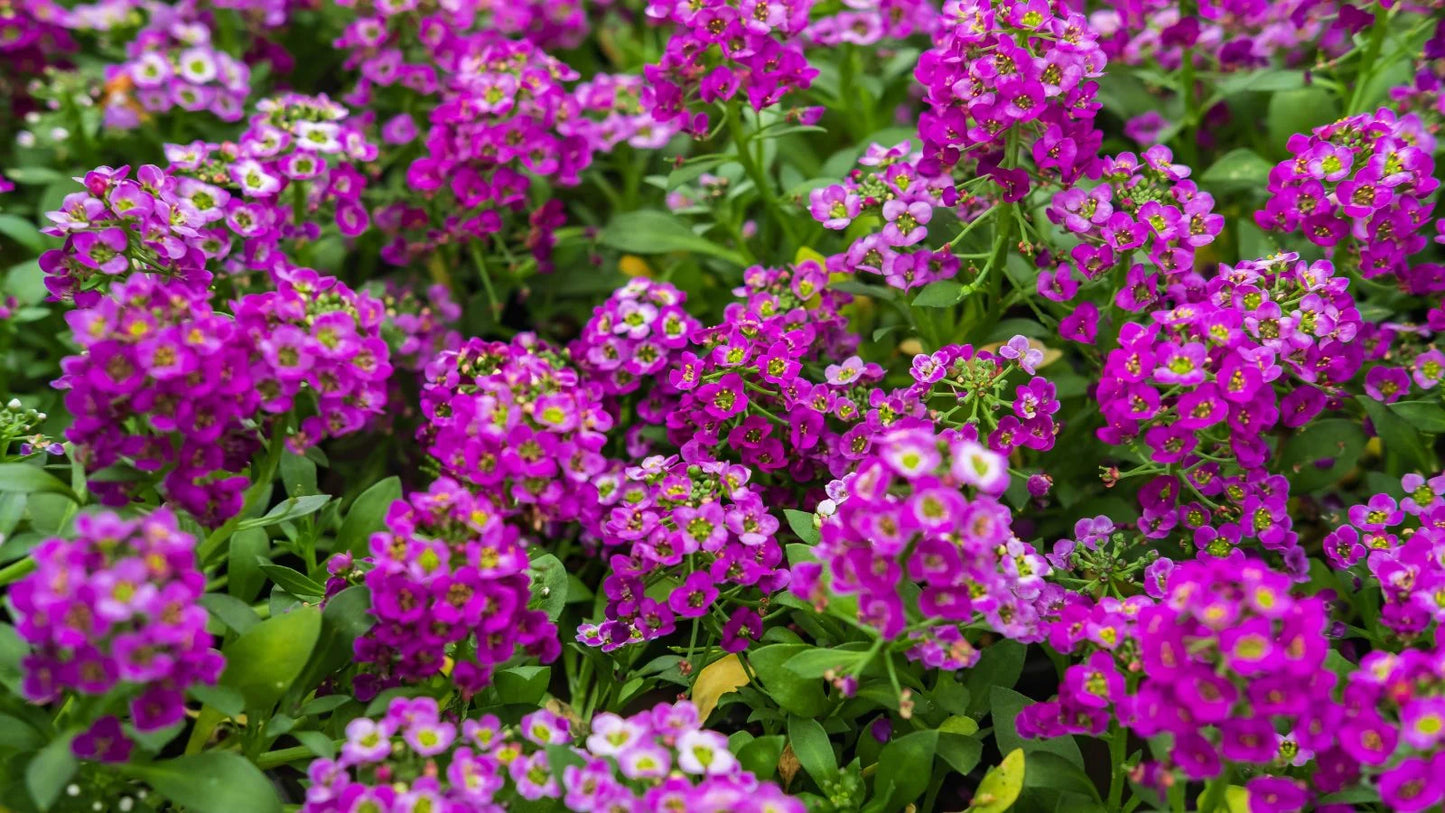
(527, 554, 568, 622)
(0, 215, 48, 254)
(26, 734, 77, 811)
(0, 623, 27, 693)
(969, 748, 1026, 813)
(0, 713, 43, 750)
(1199, 149, 1274, 191)
(1358, 395, 1431, 473)
(876, 730, 939, 810)
(337, 477, 401, 556)
(750, 645, 830, 717)
(667, 155, 733, 189)
(258, 563, 326, 601)
(228, 528, 270, 603)
(293, 729, 336, 759)
(1211, 69, 1306, 98)
(990, 686, 1084, 768)
(1278, 418, 1367, 492)
(786, 715, 837, 784)
(1390, 400, 1445, 434)
(198, 593, 261, 635)
(127, 753, 282, 813)
(736, 734, 785, 780)
(964, 641, 1026, 716)
(938, 732, 983, 776)
(188, 683, 246, 719)
(1266, 88, 1338, 155)
(219, 605, 322, 713)
(783, 509, 820, 545)
(0, 464, 78, 501)
(599, 210, 748, 266)
(3, 167, 66, 185)
(236, 494, 331, 531)
(911, 280, 964, 308)
(784, 647, 868, 679)
(279, 451, 318, 497)
(495, 665, 551, 705)
(940, 715, 979, 736)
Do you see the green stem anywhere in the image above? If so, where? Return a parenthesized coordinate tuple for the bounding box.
(468, 240, 504, 320)
(1348, 5, 1392, 115)
(726, 105, 800, 252)
(200, 421, 288, 565)
(0, 556, 37, 587)
(255, 745, 315, 770)
(1107, 721, 1127, 811)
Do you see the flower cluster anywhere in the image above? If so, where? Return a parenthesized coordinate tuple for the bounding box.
(804, 0, 940, 47)
(571, 278, 700, 398)
(792, 424, 1055, 649)
(383, 37, 589, 272)
(57, 274, 259, 523)
(1042, 145, 1223, 307)
(1022, 558, 1333, 796)
(1333, 646, 1445, 810)
(1323, 473, 1445, 637)
(907, 338, 1062, 455)
(916, 0, 1107, 185)
(302, 697, 801, 812)
(420, 335, 614, 533)
(661, 260, 925, 485)
(564, 72, 683, 153)
(39, 163, 221, 305)
(11, 509, 222, 754)
(232, 268, 392, 451)
(100, 3, 251, 129)
(808, 141, 973, 290)
(1094, 254, 1366, 568)
(377, 279, 463, 373)
(1256, 108, 1441, 293)
(580, 454, 787, 652)
(350, 476, 558, 700)
(642, 0, 821, 133)
(0, 0, 73, 118)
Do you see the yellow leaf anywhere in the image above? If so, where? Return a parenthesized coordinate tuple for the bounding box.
(692, 654, 750, 721)
(619, 255, 654, 278)
(1221, 786, 1251, 813)
(968, 748, 1025, 813)
(441, 656, 455, 677)
(794, 246, 828, 267)
(939, 715, 979, 736)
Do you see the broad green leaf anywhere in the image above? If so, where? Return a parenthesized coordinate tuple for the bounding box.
(784, 647, 869, 679)
(1278, 418, 1367, 492)
(911, 280, 964, 308)
(599, 210, 748, 266)
(279, 451, 318, 497)
(784, 509, 820, 545)
(938, 732, 983, 776)
(1199, 149, 1274, 191)
(940, 715, 979, 736)
(1390, 400, 1445, 434)
(127, 753, 282, 813)
(969, 748, 1025, 812)
(786, 715, 837, 784)
(228, 528, 270, 603)
(258, 563, 326, 601)
(219, 605, 322, 713)
(876, 730, 939, 810)
(0, 464, 78, 502)
(495, 666, 551, 705)
(293, 729, 335, 759)
(527, 554, 568, 622)
(667, 155, 733, 189)
(1359, 395, 1431, 473)
(964, 641, 1026, 716)
(1266, 88, 1337, 154)
(337, 477, 401, 556)
(991, 686, 1084, 767)
(236, 494, 331, 531)
(736, 734, 786, 780)
(750, 645, 830, 717)
(198, 593, 261, 635)
(0, 215, 48, 254)
(188, 683, 246, 719)
(26, 734, 77, 811)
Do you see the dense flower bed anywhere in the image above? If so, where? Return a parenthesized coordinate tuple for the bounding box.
(0, 1, 1443, 812)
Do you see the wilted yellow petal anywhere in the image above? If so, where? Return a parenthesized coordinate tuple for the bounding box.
(619, 255, 654, 278)
(692, 654, 750, 720)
